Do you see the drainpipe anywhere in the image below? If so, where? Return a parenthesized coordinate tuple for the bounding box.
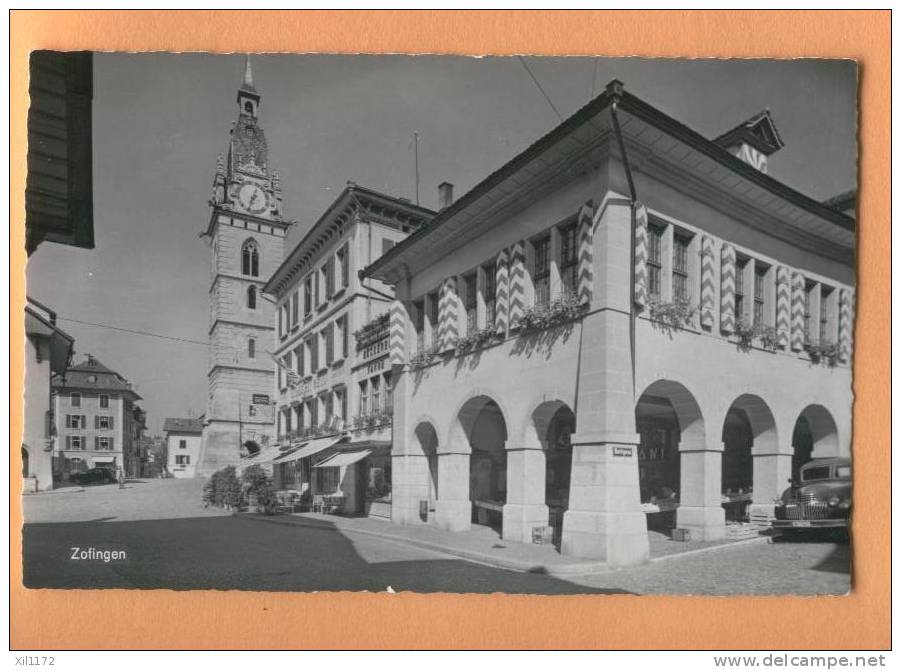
(609, 95, 639, 399)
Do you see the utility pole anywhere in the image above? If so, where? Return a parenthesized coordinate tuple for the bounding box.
(413, 131, 420, 206)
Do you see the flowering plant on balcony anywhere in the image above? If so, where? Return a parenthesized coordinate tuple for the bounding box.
(352, 410, 393, 431)
(804, 339, 840, 367)
(733, 319, 779, 353)
(648, 296, 695, 332)
(408, 345, 439, 370)
(455, 327, 497, 353)
(517, 292, 586, 333)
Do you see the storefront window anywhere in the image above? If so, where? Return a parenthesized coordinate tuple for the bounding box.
(366, 454, 392, 502)
(313, 466, 340, 494)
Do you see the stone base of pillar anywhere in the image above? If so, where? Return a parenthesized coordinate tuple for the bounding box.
(749, 502, 777, 528)
(434, 499, 471, 532)
(676, 505, 726, 541)
(502, 503, 549, 544)
(560, 510, 649, 566)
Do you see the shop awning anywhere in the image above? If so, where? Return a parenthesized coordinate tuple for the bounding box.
(92, 457, 116, 464)
(314, 449, 372, 469)
(288, 436, 347, 462)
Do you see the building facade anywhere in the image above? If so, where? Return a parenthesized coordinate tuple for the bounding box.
(164, 418, 204, 478)
(364, 81, 855, 566)
(196, 57, 292, 476)
(53, 355, 144, 478)
(23, 298, 74, 492)
(260, 183, 433, 517)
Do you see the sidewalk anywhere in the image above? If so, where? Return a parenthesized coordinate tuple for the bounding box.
(242, 511, 762, 577)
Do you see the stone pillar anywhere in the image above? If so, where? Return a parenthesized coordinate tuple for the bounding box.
(560, 195, 649, 567)
(502, 446, 548, 543)
(750, 449, 793, 521)
(391, 453, 432, 525)
(676, 442, 726, 541)
(434, 452, 471, 532)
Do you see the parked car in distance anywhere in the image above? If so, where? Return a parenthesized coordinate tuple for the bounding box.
(772, 457, 851, 536)
(69, 467, 117, 485)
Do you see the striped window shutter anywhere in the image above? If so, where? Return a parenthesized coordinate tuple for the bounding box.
(94, 415, 99, 429)
(577, 201, 594, 305)
(720, 243, 737, 334)
(790, 271, 806, 351)
(509, 241, 526, 328)
(699, 235, 716, 328)
(389, 299, 406, 365)
(776, 266, 791, 348)
(494, 248, 509, 335)
(66, 435, 71, 449)
(633, 202, 648, 308)
(438, 277, 459, 352)
(838, 288, 853, 363)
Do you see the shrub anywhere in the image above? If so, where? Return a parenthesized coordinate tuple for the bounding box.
(648, 297, 695, 332)
(805, 340, 840, 367)
(241, 464, 277, 515)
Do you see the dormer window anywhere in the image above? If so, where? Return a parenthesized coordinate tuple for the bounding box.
(87, 374, 97, 384)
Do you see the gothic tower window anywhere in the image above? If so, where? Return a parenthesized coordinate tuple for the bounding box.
(247, 285, 257, 310)
(248, 338, 256, 359)
(242, 239, 260, 277)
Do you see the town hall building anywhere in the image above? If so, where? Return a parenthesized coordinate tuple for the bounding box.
(363, 80, 855, 566)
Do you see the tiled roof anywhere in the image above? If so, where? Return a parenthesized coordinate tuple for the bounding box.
(163, 418, 204, 434)
(52, 355, 141, 398)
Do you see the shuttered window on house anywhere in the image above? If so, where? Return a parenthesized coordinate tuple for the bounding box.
(560, 223, 579, 298)
(532, 236, 551, 307)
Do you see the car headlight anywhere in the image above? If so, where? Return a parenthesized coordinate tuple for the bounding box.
(828, 496, 841, 507)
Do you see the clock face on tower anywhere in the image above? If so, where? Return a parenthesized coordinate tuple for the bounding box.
(237, 182, 268, 214)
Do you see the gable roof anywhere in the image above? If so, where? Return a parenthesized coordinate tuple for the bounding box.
(163, 418, 204, 434)
(52, 354, 141, 399)
(713, 109, 785, 156)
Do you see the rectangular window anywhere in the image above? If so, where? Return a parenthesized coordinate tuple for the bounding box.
(95, 436, 112, 450)
(428, 291, 439, 347)
(532, 236, 551, 307)
(314, 466, 340, 494)
(735, 258, 749, 322)
(324, 325, 334, 366)
(99, 395, 109, 409)
(672, 234, 690, 302)
(383, 372, 393, 412)
(67, 414, 86, 429)
(413, 299, 425, 350)
(324, 258, 335, 300)
(560, 222, 579, 298)
(338, 244, 349, 289)
(804, 280, 815, 342)
(647, 225, 664, 300)
(294, 345, 304, 376)
(359, 380, 368, 416)
(281, 305, 290, 338)
(96, 415, 113, 430)
(304, 277, 313, 316)
(71, 392, 81, 407)
(309, 336, 319, 372)
(68, 435, 84, 450)
(324, 393, 334, 422)
(179, 439, 187, 449)
(335, 318, 345, 361)
(482, 264, 496, 328)
(291, 291, 299, 328)
(371, 376, 381, 413)
(463, 273, 477, 335)
(820, 286, 833, 344)
(335, 387, 347, 422)
(753, 265, 767, 326)
(307, 399, 318, 431)
(175, 455, 190, 466)
(314, 271, 320, 307)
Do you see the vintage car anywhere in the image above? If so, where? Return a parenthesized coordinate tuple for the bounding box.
(772, 457, 851, 534)
(70, 467, 117, 485)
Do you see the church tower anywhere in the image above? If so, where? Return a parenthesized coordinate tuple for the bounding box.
(196, 56, 291, 475)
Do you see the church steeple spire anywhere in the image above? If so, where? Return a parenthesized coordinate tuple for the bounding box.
(241, 54, 256, 93)
(236, 54, 261, 118)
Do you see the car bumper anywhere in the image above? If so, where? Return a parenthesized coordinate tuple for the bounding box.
(771, 518, 848, 529)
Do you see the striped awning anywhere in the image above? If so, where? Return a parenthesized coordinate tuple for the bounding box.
(314, 449, 372, 469)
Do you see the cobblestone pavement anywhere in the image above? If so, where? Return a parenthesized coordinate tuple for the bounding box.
(21, 478, 849, 594)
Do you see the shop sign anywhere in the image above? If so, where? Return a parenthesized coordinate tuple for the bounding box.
(252, 394, 270, 405)
(612, 446, 633, 457)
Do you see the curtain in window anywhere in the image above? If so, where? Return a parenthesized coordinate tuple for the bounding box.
(776, 265, 791, 348)
(438, 276, 459, 352)
(719, 243, 736, 334)
(389, 299, 406, 365)
(487, 249, 506, 338)
(508, 241, 526, 328)
(633, 202, 649, 308)
(577, 202, 594, 305)
(790, 271, 806, 352)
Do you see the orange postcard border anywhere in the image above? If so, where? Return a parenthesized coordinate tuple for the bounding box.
(9, 9, 891, 650)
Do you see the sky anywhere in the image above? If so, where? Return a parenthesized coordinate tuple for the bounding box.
(24, 54, 857, 433)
